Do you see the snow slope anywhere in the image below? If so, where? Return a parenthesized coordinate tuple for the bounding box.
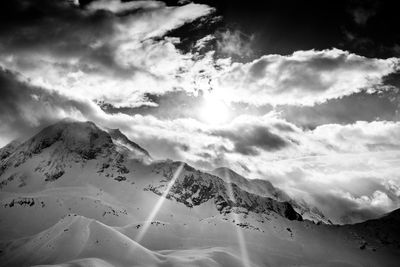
(0, 119, 399, 267)
(0, 214, 248, 267)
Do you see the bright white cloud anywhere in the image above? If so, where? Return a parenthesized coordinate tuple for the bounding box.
(310, 120, 400, 152)
(212, 48, 399, 106)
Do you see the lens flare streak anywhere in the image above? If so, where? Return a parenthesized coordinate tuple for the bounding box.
(135, 162, 185, 243)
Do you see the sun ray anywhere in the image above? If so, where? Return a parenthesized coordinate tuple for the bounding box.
(135, 162, 185, 244)
(223, 168, 252, 267)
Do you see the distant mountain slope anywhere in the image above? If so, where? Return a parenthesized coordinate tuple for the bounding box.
(343, 208, 400, 251)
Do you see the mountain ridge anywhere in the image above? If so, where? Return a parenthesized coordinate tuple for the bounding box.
(0, 119, 303, 222)
(211, 166, 331, 224)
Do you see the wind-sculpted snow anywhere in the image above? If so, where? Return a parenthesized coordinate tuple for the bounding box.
(0, 215, 253, 267)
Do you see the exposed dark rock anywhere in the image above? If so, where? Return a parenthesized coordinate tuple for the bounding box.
(45, 170, 65, 182)
(114, 176, 126, 182)
(4, 197, 36, 208)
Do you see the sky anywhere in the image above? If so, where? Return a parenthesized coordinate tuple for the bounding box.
(0, 0, 400, 224)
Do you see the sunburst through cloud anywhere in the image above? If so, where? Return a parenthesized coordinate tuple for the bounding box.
(0, 0, 400, 266)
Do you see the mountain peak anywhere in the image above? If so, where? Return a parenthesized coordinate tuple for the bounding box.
(2, 119, 151, 161)
(27, 119, 113, 159)
(0, 119, 151, 180)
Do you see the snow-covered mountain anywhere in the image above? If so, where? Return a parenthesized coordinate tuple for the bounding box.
(211, 167, 332, 224)
(0, 119, 151, 185)
(0, 119, 399, 267)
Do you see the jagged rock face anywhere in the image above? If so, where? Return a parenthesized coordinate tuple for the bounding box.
(212, 167, 329, 224)
(149, 161, 303, 221)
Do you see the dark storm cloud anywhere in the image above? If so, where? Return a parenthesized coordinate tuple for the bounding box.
(213, 125, 289, 155)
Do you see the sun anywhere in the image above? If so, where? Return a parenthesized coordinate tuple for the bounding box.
(199, 93, 231, 125)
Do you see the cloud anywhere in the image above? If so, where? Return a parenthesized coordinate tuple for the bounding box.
(0, 0, 215, 107)
(310, 120, 400, 152)
(215, 29, 254, 59)
(352, 7, 376, 25)
(0, 67, 101, 144)
(194, 34, 215, 51)
(313, 189, 396, 224)
(348, 0, 379, 26)
(213, 48, 399, 106)
(86, 0, 164, 13)
(212, 118, 292, 155)
(1, 2, 396, 109)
